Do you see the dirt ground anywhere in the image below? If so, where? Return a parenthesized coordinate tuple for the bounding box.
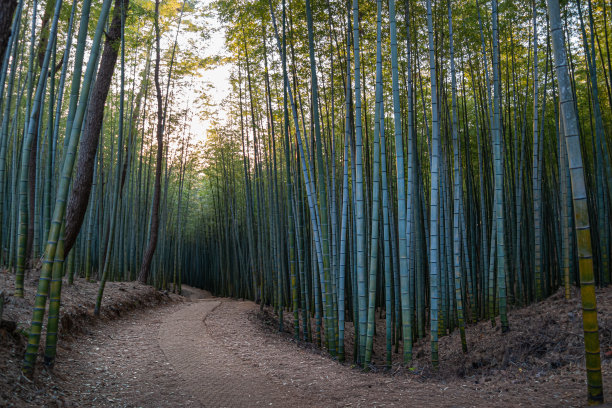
(1, 269, 612, 407)
(265, 285, 612, 381)
(0, 270, 181, 406)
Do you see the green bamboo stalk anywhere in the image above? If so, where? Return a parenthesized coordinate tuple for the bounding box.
(364, 0, 382, 368)
(14, 0, 39, 298)
(425, 0, 440, 368)
(491, 0, 508, 332)
(351, 0, 366, 365)
(448, 0, 467, 352)
(546, 0, 603, 402)
(22, 0, 112, 376)
(391, 0, 412, 363)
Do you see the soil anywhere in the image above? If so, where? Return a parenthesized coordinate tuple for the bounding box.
(226, 288, 612, 407)
(265, 286, 612, 380)
(1, 270, 612, 407)
(0, 269, 181, 406)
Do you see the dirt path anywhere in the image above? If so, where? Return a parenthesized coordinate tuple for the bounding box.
(52, 287, 602, 407)
(159, 300, 305, 407)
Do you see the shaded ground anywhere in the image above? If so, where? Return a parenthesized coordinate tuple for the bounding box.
(266, 286, 612, 384)
(0, 270, 180, 406)
(1, 270, 612, 407)
(214, 293, 612, 407)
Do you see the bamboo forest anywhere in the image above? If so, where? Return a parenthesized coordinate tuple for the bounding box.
(0, 0, 611, 405)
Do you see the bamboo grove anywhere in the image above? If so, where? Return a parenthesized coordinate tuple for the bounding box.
(190, 0, 610, 403)
(0, 0, 610, 404)
(0, 0, 213, 377)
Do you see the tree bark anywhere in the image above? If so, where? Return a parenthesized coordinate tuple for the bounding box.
(138, 0, 163, 284)
(64, 0, 128, 254)
(0, 0, 16, 60)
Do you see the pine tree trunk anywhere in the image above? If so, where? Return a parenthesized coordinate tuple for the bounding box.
(0, 0, 17, 62)
(64, 0, 128, 255)
(138, 0, 163, 284)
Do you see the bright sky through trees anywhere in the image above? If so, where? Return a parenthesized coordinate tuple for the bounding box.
(183, 0, 230, 143)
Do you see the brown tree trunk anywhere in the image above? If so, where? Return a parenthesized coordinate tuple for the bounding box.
(64, 0, 128, 255)
(37, 0, 54, 68)
(0, 0, 17, 60)
(138, 0, 163, 284)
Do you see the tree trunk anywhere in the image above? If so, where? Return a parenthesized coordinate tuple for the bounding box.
(64, 0, 128, 255)
(138, 0, 163, 284)
(0, 0, 17, 60)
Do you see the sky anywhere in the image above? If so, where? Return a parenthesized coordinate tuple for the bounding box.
(184, 0, 231, 145)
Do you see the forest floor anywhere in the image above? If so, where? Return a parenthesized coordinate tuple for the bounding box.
(1, 270, 612, 407)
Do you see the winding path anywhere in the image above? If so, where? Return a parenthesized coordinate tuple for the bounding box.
(158, 300, 302, 407)
(55, 286, 587, 407)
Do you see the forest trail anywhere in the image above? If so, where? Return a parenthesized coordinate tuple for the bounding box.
(158, 300, 304, 407)
(178, 285, 214, 301)
(49, 287, 598, 408)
